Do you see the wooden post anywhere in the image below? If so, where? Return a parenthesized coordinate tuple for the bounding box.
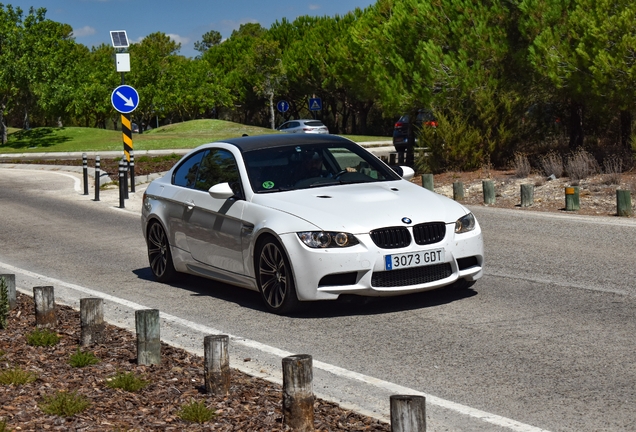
(0, 274, 16, 310)
(521, 184, 534, 207)
(565, 186, 580, 211)
(389, 153, 397, 165)
(452, 181, 464, 201)
(616, 189, 632, 217)
(482, 180, 495, 205)
(390, 395, 426, 432)
(421, 174, 434, 191)
(282, 354, 314, 432)
(80, 298, 105, 346)
(135, 309, 161, 365)
(33, 286, 56, 328)
(204, 335, 230, 395)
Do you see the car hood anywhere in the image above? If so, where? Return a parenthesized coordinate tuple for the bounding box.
(250, 180, 469, 233)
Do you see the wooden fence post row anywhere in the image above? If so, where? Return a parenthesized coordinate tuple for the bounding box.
(204, 334, 230, 395)
(282, 354, 315, 432)
(135, 308, 161, 365)
(390, 394, 427, 432)
(0, 274, 16, 310)
(80, 298, 105, 346)
(33, 286, 56, 328)
(616, 189, 632, 217)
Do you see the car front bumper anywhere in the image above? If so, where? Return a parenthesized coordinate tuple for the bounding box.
(279, 226, 484, 301)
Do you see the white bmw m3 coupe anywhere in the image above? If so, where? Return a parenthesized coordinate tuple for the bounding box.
(141, 134, 483, 314)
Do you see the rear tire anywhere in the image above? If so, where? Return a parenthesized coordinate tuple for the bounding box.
(147, 221, 177, 282)
(256, 237, 299, 314)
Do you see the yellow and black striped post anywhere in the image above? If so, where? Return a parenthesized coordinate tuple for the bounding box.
(120, 113, 135, 193)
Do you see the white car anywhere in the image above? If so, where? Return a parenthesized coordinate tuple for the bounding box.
(141, 134, 483, 314)
(276, 119, 329, 134)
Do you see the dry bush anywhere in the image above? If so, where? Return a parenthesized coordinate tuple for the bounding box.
(565, 149, 599, 181)
(539, 151, 563, 178)
(513, 152, 531, 178)
(602, 156, 622, 185)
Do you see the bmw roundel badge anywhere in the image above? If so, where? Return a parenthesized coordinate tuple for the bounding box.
(401, 217, 412, 224)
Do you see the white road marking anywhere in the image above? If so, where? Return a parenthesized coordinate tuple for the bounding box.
(0, 261, 550, 432)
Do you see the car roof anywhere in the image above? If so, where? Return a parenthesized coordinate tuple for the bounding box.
(220, 133, 350, 152)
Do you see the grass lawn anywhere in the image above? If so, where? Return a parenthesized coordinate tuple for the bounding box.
(0, 119, 391, 154)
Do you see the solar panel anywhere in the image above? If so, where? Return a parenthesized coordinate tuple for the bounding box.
(110, 31, 129, 48)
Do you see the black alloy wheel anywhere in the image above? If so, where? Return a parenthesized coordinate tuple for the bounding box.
(147, 222, 177, 282)
(256, 238, 299, 314)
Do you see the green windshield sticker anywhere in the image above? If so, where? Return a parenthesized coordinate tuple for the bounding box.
(262, 181, 275, 189)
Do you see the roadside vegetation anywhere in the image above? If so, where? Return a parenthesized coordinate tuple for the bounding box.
(0, 1, 634, 174)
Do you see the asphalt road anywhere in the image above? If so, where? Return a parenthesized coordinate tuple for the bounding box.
(0, 166, 635, 432)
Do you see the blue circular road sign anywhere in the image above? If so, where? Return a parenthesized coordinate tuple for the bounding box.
(111, 85, 140, 113)
(277, 100, 289, 113)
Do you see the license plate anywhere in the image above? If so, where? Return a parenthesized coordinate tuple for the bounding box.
(385, 249, 445, 270)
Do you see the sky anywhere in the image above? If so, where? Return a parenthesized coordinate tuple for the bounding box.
(8, 0, 377, 58)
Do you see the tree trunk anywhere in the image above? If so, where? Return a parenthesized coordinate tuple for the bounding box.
(23, 108, 30, 130)
(568, 101, 584, 149)
(269, 91, 275, 130)
(0, 103, 7, 145)
(620, 109, 632, 150)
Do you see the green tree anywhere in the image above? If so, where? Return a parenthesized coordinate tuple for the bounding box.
(520, 0, 636, 150)
(194, 30, 222, 55)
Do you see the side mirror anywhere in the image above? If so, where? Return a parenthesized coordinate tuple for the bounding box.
(208, 182, 235, 199)
(391, 166, 415, 181)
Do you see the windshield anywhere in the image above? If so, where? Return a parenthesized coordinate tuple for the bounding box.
(243, 142, 401, 193)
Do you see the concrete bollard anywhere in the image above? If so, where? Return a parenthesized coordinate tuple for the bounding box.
(94, 155, 100, 202)
(452, 181, 464, 201)
(565, 186, 580, 211)
(80, 298, 105, 346)
(616, 189, 632, 217)
(118, 160, 126, 209)
(129, 152, 136, 193)
(0, 274, 16, 310)
(482, 180, 495, 205)
(135, 309, 161, 365)
(390, 395, 426, 432)
(521, 184, 534, 207)
(421, 174, 434, 191)
(282, 354, 314, 432)
(33, 286, 56, 328)
(204, 335, 230, 395)
(82, 153, 89, 195)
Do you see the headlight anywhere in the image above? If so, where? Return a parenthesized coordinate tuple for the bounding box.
(455, 213, 476, 234)
(297, 231, 359, 248)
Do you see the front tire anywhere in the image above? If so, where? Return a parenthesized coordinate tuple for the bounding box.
(147, 221, 177, 282)
(256, 238, 299, 314)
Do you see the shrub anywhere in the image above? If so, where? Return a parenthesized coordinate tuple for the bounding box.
(106, 371, 149, 392)
(69, 348, 100, 368)
(0, 418, 7, 432)
(0, 277, 8, 330)
(419, 110, 489, 173)
(539, 151, 563, 178)
(0, 367, 37, 385)
(565, 149, 599, 181)
(39, 390, 90, 417)
(603, 156, 622, 185)
(179, 399, 216, 424)
(26, 328, 60, 347)
(513, 152, 531, 178)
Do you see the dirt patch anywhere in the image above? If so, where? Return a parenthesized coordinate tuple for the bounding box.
(419, 168, 636, 217)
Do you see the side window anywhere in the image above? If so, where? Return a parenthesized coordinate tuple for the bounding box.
(279, 122, 288, 130)
(290, 121, 300, 128)
(194, 149, 240, 192)
(173, 151, 205, 188)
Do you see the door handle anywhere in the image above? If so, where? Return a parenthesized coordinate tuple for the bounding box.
(185, 200, 195, 211)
